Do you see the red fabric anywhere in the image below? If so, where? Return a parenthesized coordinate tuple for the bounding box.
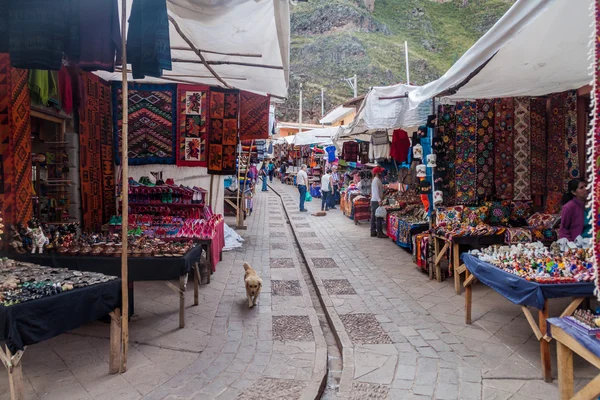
(210, 219, 225, 272)
(390, 129, 410, 163)
(58, 66, 73, 114)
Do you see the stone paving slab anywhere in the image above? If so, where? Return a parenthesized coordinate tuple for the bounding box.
(270, 181, 594, 400)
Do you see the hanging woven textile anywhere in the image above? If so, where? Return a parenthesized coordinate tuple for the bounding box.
(546, 93, 566, 194)
(207, 88, 239, 175)
(475, 99, 494, 201)
(592, 0, 600, 300)
(564, 90, 580, 185)
(493, 98, 514, 200)
(454, 101, 477, 205)
(436, 104, 456, 205)
(513, 97, 531, 201)
(530, 97, 547, 196)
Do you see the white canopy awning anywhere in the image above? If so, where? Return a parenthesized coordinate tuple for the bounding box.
(292, 126, 341, 146)
(95, 0, 290, 98)
(408, 0, 593, 108)
(319, 106, 355, 125)
(334, 83, 431, 144)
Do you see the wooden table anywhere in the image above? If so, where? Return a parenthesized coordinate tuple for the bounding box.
(549, 319, 600, 399)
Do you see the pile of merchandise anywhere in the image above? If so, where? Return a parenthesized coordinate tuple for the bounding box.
(470, 242, 594, 284)
(124, 214, 224, 240)
(0, 259, 117, 306)
(434, 224, 505, 240)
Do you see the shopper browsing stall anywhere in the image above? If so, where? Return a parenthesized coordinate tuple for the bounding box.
(370, 167, 385, 238)
(329, 165, 340, 210)
(321, 169, 332, 212)
(297, 164, 309, 212)
(268, 160, 275, 183)
(260, 164, 268, 192)
(559, 179, 589, 241)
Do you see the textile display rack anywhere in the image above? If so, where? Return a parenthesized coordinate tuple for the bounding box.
(462, 253, 594, 383)
(0, 260, 122, 400)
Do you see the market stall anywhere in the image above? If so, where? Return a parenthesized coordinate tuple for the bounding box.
(462, 243, 595, 382)
(0, 259, 122, 399)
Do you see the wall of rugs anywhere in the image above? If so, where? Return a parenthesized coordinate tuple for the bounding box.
(434, 91, 583, 212)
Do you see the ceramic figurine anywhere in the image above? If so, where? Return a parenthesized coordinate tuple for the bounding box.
(31, 227, 49, 254)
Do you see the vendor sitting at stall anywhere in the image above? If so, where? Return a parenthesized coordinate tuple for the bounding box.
(559, 179, 590, 241)
(370, 167, 386, 238)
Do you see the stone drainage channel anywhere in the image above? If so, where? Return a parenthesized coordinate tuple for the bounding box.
(269, 185, 343, 400)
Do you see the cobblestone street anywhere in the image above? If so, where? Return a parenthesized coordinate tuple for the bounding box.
(1, 182, 596, 399)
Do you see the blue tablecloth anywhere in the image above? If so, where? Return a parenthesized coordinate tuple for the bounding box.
(462, 254, 595, 310)
(548, 317, 600, 358)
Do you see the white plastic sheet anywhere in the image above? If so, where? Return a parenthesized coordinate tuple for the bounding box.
(223, 223, 244, 251)
(408, 0, 592, 107)
(292, 126, 341, 146)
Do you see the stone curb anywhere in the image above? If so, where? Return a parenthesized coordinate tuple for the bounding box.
(269, 184, 355, 398)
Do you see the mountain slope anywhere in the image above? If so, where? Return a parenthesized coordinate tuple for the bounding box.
(278, 0, 514, 123)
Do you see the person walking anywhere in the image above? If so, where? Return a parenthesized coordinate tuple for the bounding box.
(370, 167, 386, 238)
(260, 164, 268, 192)
(321, 169, 332, 211)
(297, 164, 309, 212)
(280, 162, 287, 184)
(268, 160, 275, 183)
(329, 165, 340, 209)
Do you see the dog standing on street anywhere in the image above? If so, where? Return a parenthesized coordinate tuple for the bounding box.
(244, 263, 262, 308)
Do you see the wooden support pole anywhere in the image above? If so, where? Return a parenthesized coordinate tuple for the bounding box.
(453, 242, 461, 294)
(119, 0, 129, 374)
(522, 306, 544, 341)
(108, 309, 122, 374)
(170, 46, 262, 58)
(179, 275, 186, 329)
(557, 341, 573, 400)
(539, 299, 552, 382)
(1, 346, 24, 400)
(194, 262, 200, 306)
(570, 374, 600, 400)
(560, 297, 585, 317)
(465, 269, 472, 325)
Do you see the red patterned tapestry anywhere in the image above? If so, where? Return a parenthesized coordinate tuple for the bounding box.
(475, 99, 494, 201)
(530, 97, 547, 196)
(547, 93, 566, 193)
(113, 83, 177, 165)
(11, 67, 33, 225)
(208, 88, 239, 175)
(437, 104, 456, 205)
(176, 84, 209, 167)
(593, 0, 600, 297)
(239, 91, 270, 141)
(454, 101, 477, 205)
(99, 78, 116, 222)
(0, 54, 12, 225)
(513, 97, 531, 201)
(79, 72, 104, 232)
(493, 98, 514, 200)
(564, 90, 580, 184)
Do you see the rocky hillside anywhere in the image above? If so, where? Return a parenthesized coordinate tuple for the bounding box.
(278, 0, 514, 123)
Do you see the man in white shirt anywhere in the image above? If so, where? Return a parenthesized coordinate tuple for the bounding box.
(370, 166, 385, 238)
(320, 169, 332, 211)
(297, 164, 309, 212)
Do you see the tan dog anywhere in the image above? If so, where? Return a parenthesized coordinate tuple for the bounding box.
(244, 263, 262, 308)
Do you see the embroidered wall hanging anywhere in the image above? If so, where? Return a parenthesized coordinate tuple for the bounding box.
(593, 0, 600, 299)
(475, 99, 495, 201)
(99, 78, 116, 223)
(79, 72, 104, 232)
(208, 88, 239, 175)
(547, 93, 566, 193)
(564, 90, 580, 185)
(454, 101, 477, 205)
(176, 84, 209, 167)
(113, 83, 177, 165)
(530, 97, 547, 196)
(436, 104, 456, 205)
(493, 98, 514, 200)
(239, 91, 270, 141)
(0, 54, 13, 225)
(513, 97, 531, 201)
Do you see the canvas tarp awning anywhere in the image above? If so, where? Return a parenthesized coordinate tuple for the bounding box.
(292, 126, 341, 146)
(95, 0, 290, 98)
(408, 0, 593, 108)
(333, 83, 431, 145)
(319, 106, 354, 125)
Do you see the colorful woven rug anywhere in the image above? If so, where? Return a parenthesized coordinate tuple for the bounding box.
(79, 72, 104, 232)
(176, 84, 209, 167)
(454, 101, 477, 205)
(547, 93, 566, 193)
(530, 97, 547, 196)
(113, 83, 176, 165)
(208, 88, 239, 175)
(564, 90, 580, 184)
(436, 104, 456, 205)
(493, 98, 514, 200)
(475, 99, 495, 201)
(10, 67, 32, 225)
(99, 77, 115, 223)
(0, 54, 12, 225)
(513, 97, 531, 201)
(239, 91, 270, 141)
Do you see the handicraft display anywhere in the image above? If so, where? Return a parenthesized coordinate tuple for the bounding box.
(529, 97, 547, 196)
(454, 101, 477, 205)
(513, 97, 531, 200)
(564, 90, 580, 183)
(475, 99, 495, 200)
(208, 88, 239, 175)
(113, 83, 177, 165)
(176, 84, 209, 167)
(547, 92, 566, 193)
(493, 98, 514, 200)
(239, 91, 270, 141)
